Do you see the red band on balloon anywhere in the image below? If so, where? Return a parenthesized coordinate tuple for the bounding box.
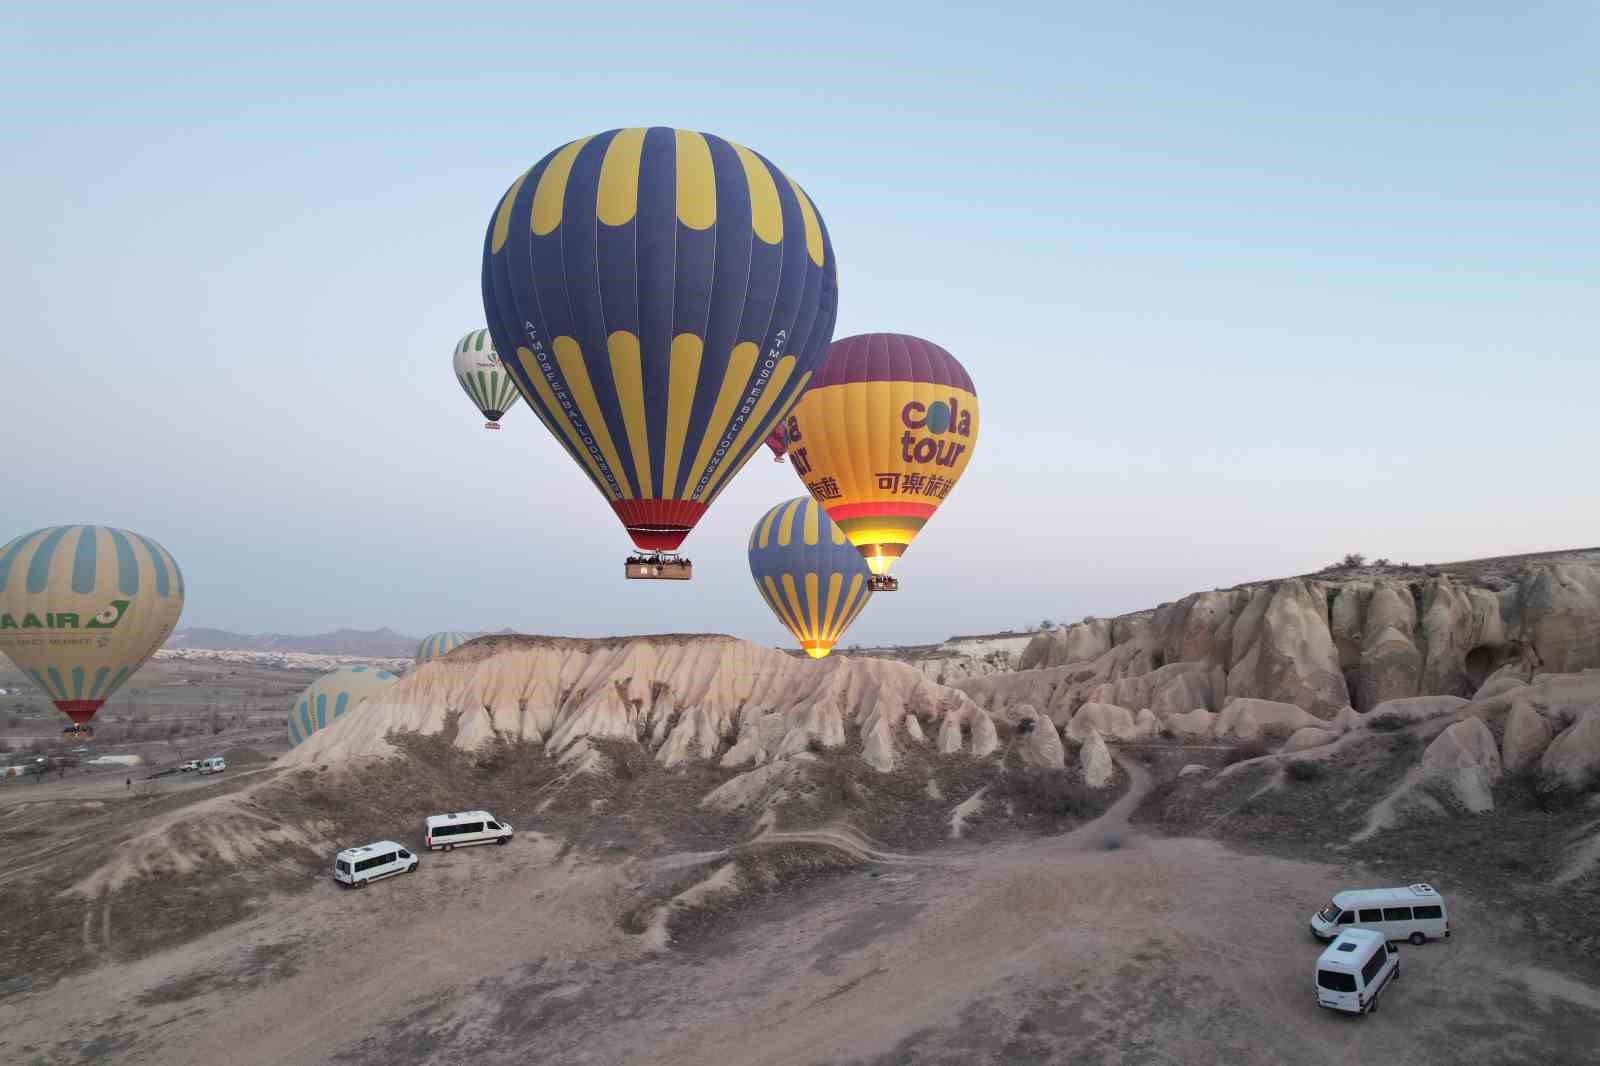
(54, 700, 105, 725)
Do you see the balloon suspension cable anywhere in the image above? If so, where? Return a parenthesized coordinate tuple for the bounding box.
(624, 550, 693, 581)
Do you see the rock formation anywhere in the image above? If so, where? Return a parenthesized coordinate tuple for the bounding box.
(1420, 718, 1502, 812)
(283, 635, 994, 773)
(1079, 730, 1114, 788)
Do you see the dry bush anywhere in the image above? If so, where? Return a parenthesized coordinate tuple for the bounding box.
(1284, 760, 1325, 784)
(1223, 740, 1272, 766)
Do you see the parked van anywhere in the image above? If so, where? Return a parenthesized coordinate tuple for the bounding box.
(1310, 883, 1449, 945)
(1316, 929, 1400, 1014)
(425, 810, 513, 851)
(179, 760, 200, 773)
(334, 841, 418, 887)
(197, 756, 226, 775)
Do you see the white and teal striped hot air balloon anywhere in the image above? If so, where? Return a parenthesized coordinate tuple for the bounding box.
(286, 666, 398, 747)
(415, 631, 470, 664)
(453, 328, 522, 430)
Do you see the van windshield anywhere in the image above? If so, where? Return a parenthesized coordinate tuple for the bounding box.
(1318, 970, 1357, 993)
(1316, 901, 1340, 922)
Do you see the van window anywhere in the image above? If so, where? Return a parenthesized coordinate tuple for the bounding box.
(1414, 905, 1443, 920)
(376, 852, 396, 866)
(1318, 970, 1357, 992)
(1337, 912, 1355, 925)
(461, 823, 484, 834)
(433, 825, 455, 837)
(336, 861, 350, 874)
(486, 821, 501, 831)
(1360, 951, 1386, 986)
(1382, 907, 1412, 922)
(1358, 909, 1382, 923)
(398, 850, 411, 859)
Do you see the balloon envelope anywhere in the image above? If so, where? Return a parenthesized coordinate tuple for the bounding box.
(0, 526, 184, 725)
(748, 496, 873, 659)
(763, 422, 788, 461)
(784, 334, 979, 577)
(286, 666, 399, 747)
(453, 328, 521, 429)
(415, 631, 469, 664)
(482, 127, 839, 551)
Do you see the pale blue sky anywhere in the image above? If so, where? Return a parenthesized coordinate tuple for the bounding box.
(2, 3, 1596, 647)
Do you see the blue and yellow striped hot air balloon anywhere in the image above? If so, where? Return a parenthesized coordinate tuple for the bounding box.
(286, 666, 398, 747)
(415, 631, 469, 664)
(453, 328, 522, 430)
(482, 127, 839, 563)
(748, 497, 873, 659)
(0, 526, 184, 730)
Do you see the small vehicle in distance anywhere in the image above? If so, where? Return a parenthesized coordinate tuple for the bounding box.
(334, 841, 418, 888)
(1310, 883, 1449, 945)
(1315, 928, 1399, 1015)
(425, 810, 514, 851)
(197, 756, 226, 775)
(179, 760, 200, 773)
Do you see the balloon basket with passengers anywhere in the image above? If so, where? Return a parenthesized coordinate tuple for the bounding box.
(624, 552, 693, 581)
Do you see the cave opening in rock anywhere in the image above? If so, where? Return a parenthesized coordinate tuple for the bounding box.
(1463, 644, 1506, 692)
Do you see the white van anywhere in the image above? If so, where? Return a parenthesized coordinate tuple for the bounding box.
(179, 760, 200, 773)
(1316, 928, 1400, 1014)
(197, 756, 226, 775)
(334, 841, 418, 887)
(425, 810, 514, 851)
(1310, 883, 1450, 945)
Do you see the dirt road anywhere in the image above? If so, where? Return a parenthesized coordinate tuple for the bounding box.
(2, 758, 1596, 1065)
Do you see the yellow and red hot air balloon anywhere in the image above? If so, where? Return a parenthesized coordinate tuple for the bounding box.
(481, 127, 839, 579)
(783, 334, 978, 590)
(0, 526, 184, 735)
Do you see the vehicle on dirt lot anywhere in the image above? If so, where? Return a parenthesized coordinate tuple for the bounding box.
(197, 756, 226, 775)
(179, 760, 200, 772)
(425, 810, 513, 851)
(1310, 883, 1449, 945)
(334, 841, 418, 887)
(1316, 928, 1399, 1014)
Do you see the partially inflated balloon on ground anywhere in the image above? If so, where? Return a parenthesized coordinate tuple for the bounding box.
(286, 666, 398, 747)
(748, 496, 873, 659)
(784, 334, 978, 580)
(0, 526, 184, 728)
(415, 631, 469, 664)
(453, 328, 522, 429)
(481, 127, 839, 554)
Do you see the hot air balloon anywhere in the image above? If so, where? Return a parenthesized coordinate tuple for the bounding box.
(749, 497, 873, 659)
(0, 526, 184, 736)
(763, 422, 789, 462)
(286, 666, 399, 747)
(415, 631, 469, 664)
(454, 328, 522, 430)
(783, 334, 979, 591)
(481, 127, 839, 580)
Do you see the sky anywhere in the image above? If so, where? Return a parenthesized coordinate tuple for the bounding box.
(2, 2, 1596, 648)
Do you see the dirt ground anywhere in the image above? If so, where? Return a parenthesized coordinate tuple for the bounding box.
(3, 754, 1597, 1066)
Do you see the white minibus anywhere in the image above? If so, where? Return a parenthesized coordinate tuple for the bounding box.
(425, 810, 514, 851)
(1315, 929, 1400, 1015)
(197, 756, 226, 775)
(1310, 883, 1449, 945)
(334, 841, 418, 887)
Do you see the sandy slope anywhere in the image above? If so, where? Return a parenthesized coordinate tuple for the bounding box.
(4, 759, 1596, 1065)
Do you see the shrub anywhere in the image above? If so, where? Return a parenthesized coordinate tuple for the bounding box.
(1341, 552, 1367, 568)
(1388, 732, 1421, 755)
(1284, 760, 1325, 783)
(1366, 714, 1407, 732)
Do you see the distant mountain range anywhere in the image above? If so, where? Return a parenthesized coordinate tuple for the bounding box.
(167, 627, 424, 657)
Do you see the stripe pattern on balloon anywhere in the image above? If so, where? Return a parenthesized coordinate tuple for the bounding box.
(748, 496, 873, 659)
(453, 328, 522, 425)
(483, 127, 840, 551)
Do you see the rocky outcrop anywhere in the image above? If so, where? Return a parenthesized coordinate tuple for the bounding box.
(1214, 698, 1325, 741)
(1366, 695, 1469, 728)
(963, 560, 1600, 723)
(1165, 708, 1216, 740)
(1539, 710, 1600, 795)
(1079, 730, 1114, 788)
(1017, 710, 1065, 769)
(1066, 702, 1139, 742)
(1501, 700, 1554, 774)
(284, 635, 993, 773)
(1421, 718, 1502, 812)
(1283, 727, 1338, 753)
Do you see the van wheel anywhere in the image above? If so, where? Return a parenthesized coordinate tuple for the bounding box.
(1409, 932, 1425, 946)
(444, 843, 454, 852)
(1369, 993, 1380, 1014)
(497, 836, 509, 845)
(356, 879, 368, 889)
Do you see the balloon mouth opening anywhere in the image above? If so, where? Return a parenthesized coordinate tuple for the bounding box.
(613, 500, 708, 552)
(802, 643, 833, 660)
(55, 700, 105, 725)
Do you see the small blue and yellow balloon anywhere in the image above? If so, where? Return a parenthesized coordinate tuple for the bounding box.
(415, 631, 469, 664)
(286, 666, 398, 747)
(748, 497, 873, 659)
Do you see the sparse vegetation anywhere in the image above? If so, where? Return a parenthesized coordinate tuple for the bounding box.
(1223, 740, 1271, 765)
(1284, 760, 1324, 783)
